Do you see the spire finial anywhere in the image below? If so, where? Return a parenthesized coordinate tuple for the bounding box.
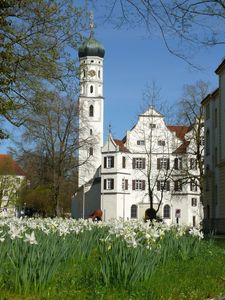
(108, 123, 112, 135)
(89, 11, 94, 36)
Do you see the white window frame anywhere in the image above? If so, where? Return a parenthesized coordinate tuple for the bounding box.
(105, 178, 114, 190)
(158, 158, 169, 169)
(191, 198, 197, 207)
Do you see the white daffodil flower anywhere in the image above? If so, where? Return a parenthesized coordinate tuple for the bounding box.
(24, 231, 38, 245)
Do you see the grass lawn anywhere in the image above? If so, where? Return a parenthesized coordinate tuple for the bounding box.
(1, 240, 224, 300)
(0, 218, 225, 300)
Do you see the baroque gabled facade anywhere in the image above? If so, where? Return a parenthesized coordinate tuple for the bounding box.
(72, 35, 203, 226)
(101, 108, 203, 226)
(202, 58, 225, 233)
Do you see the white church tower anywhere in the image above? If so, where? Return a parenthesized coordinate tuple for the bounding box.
(77, 26, 105, 188)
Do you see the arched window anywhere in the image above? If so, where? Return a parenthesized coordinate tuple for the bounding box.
(89, 105, 94, 117)
(90, 129, 93, 135)
(89, 147, 93, 156)
(131, 205, 137, 218)
(90, 85, 93, 94)
(163, 205, 170, 219)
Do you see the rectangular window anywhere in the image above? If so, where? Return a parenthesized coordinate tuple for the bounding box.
(132, 158, 146, 169)
(104, 178, 114, 190)
(200, 136, 204, 146)
(190, 180, 198, 192)
(137, 140, 145, 145)
(149, 123, 156, 129)
(174, 180, 182, 191)
(158, 140, 165, 146)
(132, 180, 145, 191)
(122, 179, 128, 190)
(191, 198, 197, 207)
(157, 158, 170, 170)
(190, 158, 197, 170)
(174, 157, 182, 170)
(122, 156, 126, 168)
(215, 108, 218, 128)
(157, 180, 170, 191)
(104, 156, 114, 168)
(206, 103, 210, 120)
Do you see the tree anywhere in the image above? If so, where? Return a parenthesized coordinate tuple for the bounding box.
(0, 0, 88, 137)
(97, 0, 224, 65)
(177, 80, 209, 204)
(15, 92, 96, 216)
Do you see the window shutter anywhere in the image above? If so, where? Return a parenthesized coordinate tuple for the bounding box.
(167, 158, 170, 170)
(142, 180, 146, 190)
(157, 181, 160, 191)
(132, 180, 135, 190)
(174, 158, 178, 170)
(174, 180, 178, 191)
(111, 179, 114, 190)
(104, 157, 107, 168)
(142, 158, 146, 169)
(111, 156, 114, 168)
(157, 158, 160, 170)
(132, 158, 136, 169)
(104, 179, 106, 190)
(167, 181, 170, 191)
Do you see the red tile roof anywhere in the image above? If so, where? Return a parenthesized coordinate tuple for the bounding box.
(114, 139, 129, 153)
(173, 140, 190, 154)
(167, 125, 190, 141)
(0, 154, 26, 176)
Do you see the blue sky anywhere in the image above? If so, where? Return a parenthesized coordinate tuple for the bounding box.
(97, 25, 224, 141)
(0, 3, 224, 153)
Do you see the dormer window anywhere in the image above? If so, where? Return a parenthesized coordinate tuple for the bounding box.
(137, 140, 145, 145)
(158, 140, 165, 146)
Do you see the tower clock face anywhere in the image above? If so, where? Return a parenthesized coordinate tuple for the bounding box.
(89, 69, 96, 77)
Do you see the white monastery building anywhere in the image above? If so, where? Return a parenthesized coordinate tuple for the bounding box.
(72, 33, 203, 227)
(0, 154, 26, 215)
(202, 58, 225, 233)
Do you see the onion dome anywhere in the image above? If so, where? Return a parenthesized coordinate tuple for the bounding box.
(78, 35, 105, 58)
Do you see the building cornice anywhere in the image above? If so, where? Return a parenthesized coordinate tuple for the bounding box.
(215, 58, 225, 75)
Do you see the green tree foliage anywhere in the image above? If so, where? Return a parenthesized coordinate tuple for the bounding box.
(0, 0, 88, 137)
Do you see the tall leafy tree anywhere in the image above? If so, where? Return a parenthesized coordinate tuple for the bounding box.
(0, 0, 88, 136)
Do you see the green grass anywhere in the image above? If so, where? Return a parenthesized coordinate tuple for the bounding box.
(1, 239, 224, 300)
